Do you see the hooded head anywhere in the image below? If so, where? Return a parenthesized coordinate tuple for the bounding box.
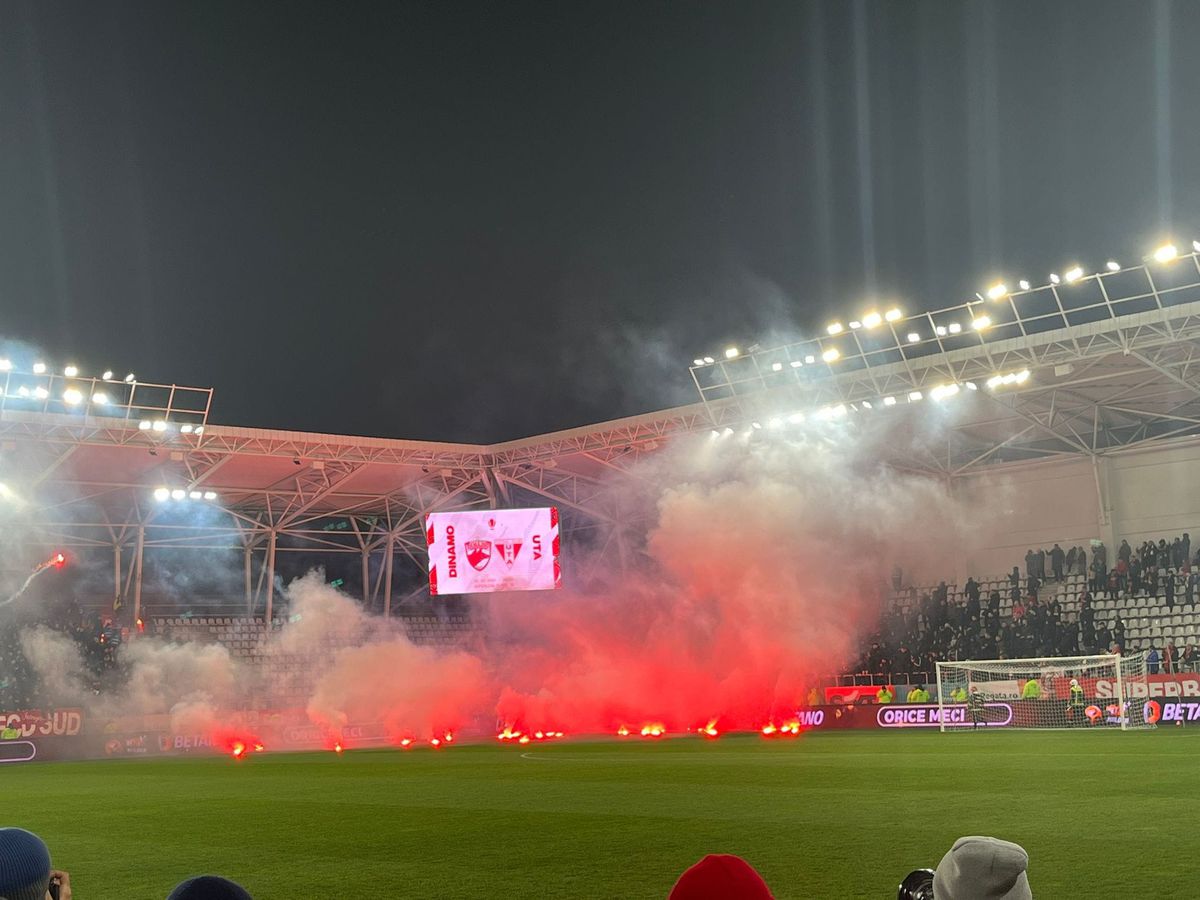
(0, 828, 51, 900)
(933, 836, 1031, 900)
(167, 876, 254, 900)
(668, 854, 774, 899)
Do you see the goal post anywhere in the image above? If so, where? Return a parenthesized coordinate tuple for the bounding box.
(935, 653, 1150, 731)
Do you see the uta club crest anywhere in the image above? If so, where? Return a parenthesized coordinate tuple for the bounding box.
(495, 538, 523, 569)
(466, 540, 492, 571)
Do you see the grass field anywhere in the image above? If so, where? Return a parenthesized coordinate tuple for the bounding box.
(9, 729, 1191, 898)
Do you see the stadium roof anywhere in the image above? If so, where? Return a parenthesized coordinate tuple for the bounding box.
(7, 249, 1200, 617)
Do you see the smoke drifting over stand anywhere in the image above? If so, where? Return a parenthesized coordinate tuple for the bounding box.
(16, 428, 981, 746)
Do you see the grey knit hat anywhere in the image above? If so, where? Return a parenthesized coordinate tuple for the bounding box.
(934, 836, 1032, 900)
(0, 827, 52, 900)
(167, 875, 254, 900)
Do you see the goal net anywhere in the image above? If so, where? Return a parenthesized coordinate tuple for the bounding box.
(935, 653, 1150, 731)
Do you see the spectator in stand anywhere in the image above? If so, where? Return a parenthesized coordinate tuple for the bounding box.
(988, 588, 1001, 616)
(1184, 533, 1192, 566)
(0, 828, 70, 900)
(1147, 644, 1161, 674)
(668, 854, 774, 900)
(1024, 549, 1036, 579)
(1059, 614, 1080, 655)
(1066, 545, 1078, 574)
(1165, 573, 1176, 610)
(1095, 622, 1112, 653)
(1025, 574, 1040, 600)
(1189, 571, 1198, 608)
(1011, 596, 1025, 622)
(1183, 644, 1200, 673)
(1008, 567, 1021, 604)
(1163, 642, 1178, 674)
(1091, 556, 1107, 596)
(167, 876, 253, 900)
(1036, 547, 1047, 580)
(876, 684, 894, 704)
(1050, 543, 1065, 581)
(1076, 544, 1087, 576)
(1112, 616, 1126, 649)
(1158, 539, 1170, 569)
(1079, 597, 1095, 650)
(1173, 537, 1185, 569)
(1118, 539, 1132, 564)
(1130, 555, 1143, 595)
(1115, 556, 1128, 594)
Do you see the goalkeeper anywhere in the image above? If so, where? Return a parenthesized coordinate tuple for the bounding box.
(1065, 677, 1085, 725)
(967, 685, 986, 728)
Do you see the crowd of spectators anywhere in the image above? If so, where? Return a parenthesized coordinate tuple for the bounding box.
(857, 531, 1200, 679)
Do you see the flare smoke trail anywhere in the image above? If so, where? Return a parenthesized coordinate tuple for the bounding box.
(1, 553, 66, 608)
(16, 428, 981, 746)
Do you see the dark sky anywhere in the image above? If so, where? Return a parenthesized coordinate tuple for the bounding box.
(2, 1, 1198, 443)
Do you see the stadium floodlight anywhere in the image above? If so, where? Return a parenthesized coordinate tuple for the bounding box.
(861, 400, 872, 409)
(1106, 260, 1121, 272)
(821, 348, 839, 362)
(33, 386, 48, 399)
(138, 419, 152, 430)
(693, 358, 705, 367)
(767, 416, 782, 428)
(826, 322, 843, 335)
(153, 487, 170, 502)
(930, 383, 960, 401)
(703, 356, 714, 364)
(789, 360, 802, 368)
(787, 411, 805, 423)
(32, 362, 46, 374)
(1049, 273, 1061, 285)
(64, 365, 78, 377)
(16, 386, 29, 398)
(862, 311, 882, 328)
(986, 283, 1007, 300)
(947, 322, 962, 334)
(883, 396, 897, 406)
(771, 362, 782, 372)
(180, 424, 194, 434)
(987, 375, 1003, 388)
(908, 391, 923, 401)
(101, 370, 113, 380)
(724, 347, 739, 359)
(1015, 369, 1030, 383)
(194, 426, 204, 435)
(935, 325, 947, 336)
(1064, 265, 1084, 283)
(884, 307, 902, 322)
(848, 320, 862, 329)
(0, 359, 11, 371)
(91, 391, 109, 404)
(62, 388, 83, 405)
(965, 381, 978, 390)
(152, 420, 167, 432)
(906, 332, 920, 343)
(710, 429, 720, 438)
(1018, 279, 1031, 290)
(124, 373, 136, 383)
(751, 421, 762, 430)
(170, 489, 186, 501)
(1193, 240, 1200, 253)
(189, 491, 203, 500)
(1153, 243, 1177, 263)
(721, 427, 733, 436)
(972, 316, 991, 330)
(804, 355, 815, 364)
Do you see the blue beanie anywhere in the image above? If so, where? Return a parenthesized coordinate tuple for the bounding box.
(167, 875, 253, 900)
(0, 828, 51, 900)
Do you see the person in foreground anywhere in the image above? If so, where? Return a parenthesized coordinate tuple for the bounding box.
(0, 827, 71, 900)
(166, 875, 253, 900)
(933, 835, 1032, 900)
(668, 854, 774, 899)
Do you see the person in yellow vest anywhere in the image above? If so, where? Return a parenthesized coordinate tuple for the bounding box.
(807, 687, 821, 707)
(906, 684, 931, 703)
(1066, 677, 1085, 724)
(950, 685, 968, 703)
(1021, 678, 1043, 700)
(876, 684, 894, 704)
(0, 723, 20, 740)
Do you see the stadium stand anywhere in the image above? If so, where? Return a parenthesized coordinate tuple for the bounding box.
(851, 532, 1200, 683)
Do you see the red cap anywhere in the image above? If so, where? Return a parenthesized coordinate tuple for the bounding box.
(668, 854, 775, 899)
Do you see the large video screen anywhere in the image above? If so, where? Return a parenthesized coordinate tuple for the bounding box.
(425, 507, 561, 596)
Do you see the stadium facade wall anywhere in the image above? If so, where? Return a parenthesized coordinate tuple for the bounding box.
(945, 437, 1200, 579)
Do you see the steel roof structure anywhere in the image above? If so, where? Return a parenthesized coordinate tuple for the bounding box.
(7, 247, 1200, 624)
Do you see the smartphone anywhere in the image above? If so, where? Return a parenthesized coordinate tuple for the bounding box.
(48, 876, 61, 900)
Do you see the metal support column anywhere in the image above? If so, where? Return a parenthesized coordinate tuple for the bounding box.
(383, 535, 394, 618)
(113, 542, 122, 614)
(265, 530, 277, 623)
(244, 545, 253, 614)
(132, 526, 145, 626)
(361, 549, 371, 609)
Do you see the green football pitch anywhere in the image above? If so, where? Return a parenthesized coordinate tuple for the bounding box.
(9, 729, 1190, 898)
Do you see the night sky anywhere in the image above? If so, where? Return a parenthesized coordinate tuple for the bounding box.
(2, 1, 1198, 443)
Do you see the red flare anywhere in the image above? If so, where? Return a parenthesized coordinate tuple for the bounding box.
(231, 742, 246, 759)
(518, 735, 530, 744)
(252, 742, 264, 752)
(430, 738, 441, 747)
(334, 742, 343, 754)
(617, 726, 630, 736)
(399, 738, 413, 748)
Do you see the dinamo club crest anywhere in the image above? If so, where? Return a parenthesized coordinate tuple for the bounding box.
(466, 539, 492, 571)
